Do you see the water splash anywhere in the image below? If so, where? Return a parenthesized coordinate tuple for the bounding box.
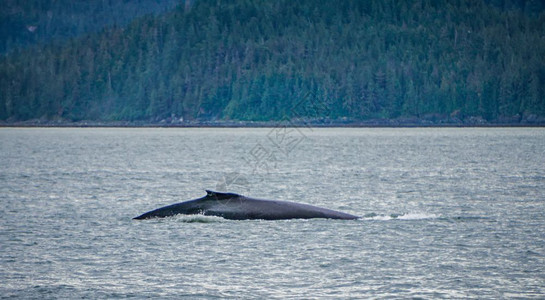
(173, 214, 227, 223)
(362, 212, 440, 221)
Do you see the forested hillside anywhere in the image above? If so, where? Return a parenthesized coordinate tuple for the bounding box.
(0, 0, 180, 53)
(1, 0, 544, 123)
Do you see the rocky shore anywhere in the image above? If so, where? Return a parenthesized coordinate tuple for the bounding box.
(1, 114, 544, 128)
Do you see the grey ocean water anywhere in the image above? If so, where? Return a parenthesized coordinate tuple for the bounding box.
(1, 128, 544, 299)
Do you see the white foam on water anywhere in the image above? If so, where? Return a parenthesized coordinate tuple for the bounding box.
(172, 214, 227, 223)
(362, 212, 440, 221)
(396, 212, 439, 220)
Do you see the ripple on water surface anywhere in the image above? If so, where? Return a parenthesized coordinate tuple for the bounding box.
(1, 128, 544, 298)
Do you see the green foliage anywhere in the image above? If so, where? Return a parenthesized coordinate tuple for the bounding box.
(1, 0, 544, 122)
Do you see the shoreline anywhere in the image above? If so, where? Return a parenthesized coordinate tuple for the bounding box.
(1, 118, 544, 128)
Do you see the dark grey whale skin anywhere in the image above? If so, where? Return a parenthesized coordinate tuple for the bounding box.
(133, 190, 359, 220)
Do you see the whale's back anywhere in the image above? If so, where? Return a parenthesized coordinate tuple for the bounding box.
(205, 197, 358, 220)
(134, 190, 358, 220)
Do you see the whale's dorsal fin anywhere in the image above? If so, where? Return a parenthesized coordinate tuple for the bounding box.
(205, 190, 240, 200)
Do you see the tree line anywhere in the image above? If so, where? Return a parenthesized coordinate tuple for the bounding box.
(1, 0, 544, 122)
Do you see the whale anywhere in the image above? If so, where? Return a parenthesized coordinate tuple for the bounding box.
(133, 190, 359, 220)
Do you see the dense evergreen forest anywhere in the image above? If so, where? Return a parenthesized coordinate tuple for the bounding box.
(0, 0, 180, 53)
(1, 0, 544, 123)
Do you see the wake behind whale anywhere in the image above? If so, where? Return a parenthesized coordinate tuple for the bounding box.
(134, 190, 359, 220)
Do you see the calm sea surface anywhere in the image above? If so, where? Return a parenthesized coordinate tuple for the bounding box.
(1, 127, 544, 299)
